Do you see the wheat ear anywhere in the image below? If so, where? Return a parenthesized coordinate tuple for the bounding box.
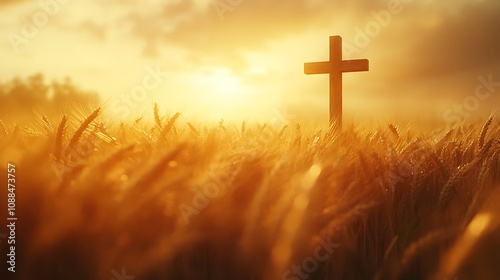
(477, 116, 493, 151)
(219, 119, 226, 131)
(241, 121, 246, 135)
(187, 122, 200, 137)
(40, 115, 53, 134)
(435, 128, 454, 150)
(65, 107, 100, 156)
(278, 125, 288, 139)
(158, 112, 181, 141)
(153, 103, 162, 129)
(439, 138, 494, 205)
(54, 115, 67, 160)
(388, 124, 399, 139)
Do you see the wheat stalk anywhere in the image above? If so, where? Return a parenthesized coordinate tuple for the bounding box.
(435, 128, 454, 150)
(5, 114, 500, 279)
(463, 152, 496, 226)
(463, 139, 476, 159)
(259, 123, 267, 132)
(39, 115, 53, 134)
(477, 116, 492, 151)
(383, 235, 399, 262)
(97, 144, 135, 171)
(153, 103, 162, 129)
(24, 125, 43, 136)
(388, 124, 399, 139)
(187, 122, 200, 137)
(399, 228, 454, 276)
(439, 138, 494, 205)
(219, 119, 226, 131)
(126, 143, 186, 195)
(323, 200, 378, 235)
(241, 121, 246, 135)
(54, 115, 67, 160)
(439, 162, 472, 206)
(278, 125, 288, 139)
(295, 122, 301, 133)
(65, 107, 100, 157)
(359, 151, 375, 181)
(158, 112, 181, 141)
(426, 148, 448, 177)
(475, 138, 494, 161)
(134, 116, 143, 124)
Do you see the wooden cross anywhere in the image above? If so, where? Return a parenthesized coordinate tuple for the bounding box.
(304, 35, 369, 129)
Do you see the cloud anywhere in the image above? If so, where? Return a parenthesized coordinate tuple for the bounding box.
(395, 0, 500, 81)
(123, 0, 391, 68)
(118, 0, 500, 83)
(318, 0, 500, 99)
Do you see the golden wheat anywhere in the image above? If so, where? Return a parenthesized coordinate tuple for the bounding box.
(153, 102, 162, 129)
(158, 112, 181, 142)
(65, 107, 100, 157)
(388, 123, 399, 139)
(187, 122, 200, 138)
(54, 114, 67, 160)
(1, 107, 498, 280)
(477, 116, 493, 151)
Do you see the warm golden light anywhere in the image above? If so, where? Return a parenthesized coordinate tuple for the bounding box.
(201, 68, 245, 105)
(1, 1, 500, 279)
(467, 213, 492, 237)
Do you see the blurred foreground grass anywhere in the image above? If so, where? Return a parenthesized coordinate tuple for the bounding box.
(0, 107, 499, 280)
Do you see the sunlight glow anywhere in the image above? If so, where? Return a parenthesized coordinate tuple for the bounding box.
(206, 68, 243, 101)
(191, 67, 261, 121)
(467, 213, 492, 237)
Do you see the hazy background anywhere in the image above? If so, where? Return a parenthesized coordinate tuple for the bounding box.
(1, 0, 499, 125)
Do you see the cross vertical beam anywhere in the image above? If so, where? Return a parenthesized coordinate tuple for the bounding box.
(330, 36, 342, 128)
(304, 35, 369, 129)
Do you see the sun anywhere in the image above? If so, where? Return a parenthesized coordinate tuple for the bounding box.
(193, 67, 258, 121)
(207, 68, 243, 101)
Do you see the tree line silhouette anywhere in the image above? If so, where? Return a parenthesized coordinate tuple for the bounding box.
(0, 73, 100, 121)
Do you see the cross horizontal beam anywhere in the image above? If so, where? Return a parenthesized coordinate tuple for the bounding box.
(304, 59, 369, 75)
(303, 35, 369, 129)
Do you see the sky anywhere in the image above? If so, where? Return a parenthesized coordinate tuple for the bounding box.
(1, 0, 499, 125)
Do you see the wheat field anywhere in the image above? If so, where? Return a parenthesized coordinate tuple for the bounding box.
(0, 105, 499, 280)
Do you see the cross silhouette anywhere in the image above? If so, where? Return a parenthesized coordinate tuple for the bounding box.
(304, 35, 369, 129)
